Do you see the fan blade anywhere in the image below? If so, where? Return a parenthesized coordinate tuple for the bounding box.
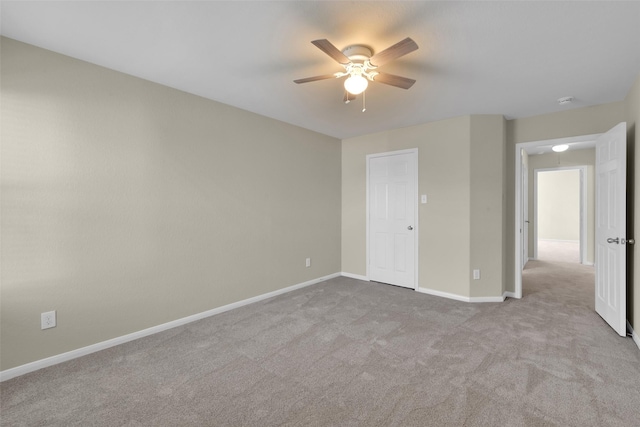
(294, 74, 337, 84)
(343, 90, 356, 103)
(372, 72, 416, 89)
(368, 37, 418, 67)
(311, 39, 351, 65)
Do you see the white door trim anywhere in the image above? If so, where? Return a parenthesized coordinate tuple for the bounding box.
(514, 134, 600, 299)
(522, 162, 529, 268)
(533, 166, 588, 263)
(366, 148, 419, 290)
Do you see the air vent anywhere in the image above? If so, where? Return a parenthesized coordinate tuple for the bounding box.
(557, 96, 574, 105)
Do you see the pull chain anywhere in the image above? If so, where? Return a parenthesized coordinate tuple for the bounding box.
(362, 90, 366, 112)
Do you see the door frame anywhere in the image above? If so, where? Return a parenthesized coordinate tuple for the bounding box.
(533, 166, 588, 264)
(522, 162, 529, 269)
(514, 134, 600, 298)
(366, 148, 419, 289)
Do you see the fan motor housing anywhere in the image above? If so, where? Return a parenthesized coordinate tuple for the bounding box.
(342, 45, 373, 62)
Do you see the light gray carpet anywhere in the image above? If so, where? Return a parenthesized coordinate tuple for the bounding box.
(2, 261, 640, 426)
(537, 240, 581, 264)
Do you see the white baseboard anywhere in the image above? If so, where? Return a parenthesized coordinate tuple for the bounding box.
(416, 287, 504, 303)
(416, 287, 468, 302)
(503, 291, 518, 299)
(582, 262, 595, 266)
(0, 272, 341, 382)
(628, 320, 640, 350)
(340, 272, 369, 281)
(469, 295, 505, 303)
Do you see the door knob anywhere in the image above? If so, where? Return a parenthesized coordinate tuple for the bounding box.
(407, 226, 413, 231)
(607, 237, 620, 244)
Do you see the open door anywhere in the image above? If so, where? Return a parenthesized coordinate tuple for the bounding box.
(595, 122, 627, 336)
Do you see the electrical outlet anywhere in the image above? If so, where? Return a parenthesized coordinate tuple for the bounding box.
(473, 269, 481, 280)
(305, 258, 311, 268)
(41, 311, 56, 330)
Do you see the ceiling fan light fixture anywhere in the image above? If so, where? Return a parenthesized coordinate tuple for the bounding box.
(552, 144, 569, 152)
(295, 38, 419, 107)
(344, 74, 368, 95)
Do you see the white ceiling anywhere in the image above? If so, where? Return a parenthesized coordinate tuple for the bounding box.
(523, 139, 595, 156)
(2, 1, 640, 139)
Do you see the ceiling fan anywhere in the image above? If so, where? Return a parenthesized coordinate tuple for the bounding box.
(294, 37, 419, 106)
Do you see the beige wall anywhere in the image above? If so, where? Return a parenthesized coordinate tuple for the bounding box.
(528, 149, 595, 263)
(469, 116, 506, 297)
(627, 72, 640, 330)
(341, 115, 504, 299)
(537, 169, 581, 241)
(505, 102, 625, 293)
(0, 38, 342, 371)
(342, 117, 470, 297)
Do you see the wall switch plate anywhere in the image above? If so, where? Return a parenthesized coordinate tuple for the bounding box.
(305, 258, 311, 268)
(421, 195, 427, 204)
(473, 269, 481, 280)
(41, 311, 56, 329)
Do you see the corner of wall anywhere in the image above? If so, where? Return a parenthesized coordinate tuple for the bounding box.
(469, 115, 506, 298)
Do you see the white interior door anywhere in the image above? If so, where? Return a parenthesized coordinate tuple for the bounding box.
(368, 150, 417, 289)
(595, 122, 627, 336)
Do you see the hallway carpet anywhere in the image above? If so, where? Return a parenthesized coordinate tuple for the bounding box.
(2, 262, 639, 426)
(537, 239, 581, 264)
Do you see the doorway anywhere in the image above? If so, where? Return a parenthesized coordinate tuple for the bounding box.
(514, 134, 599, 298)
(514, 124, 628, 337)
(534, 166, 588, 264)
